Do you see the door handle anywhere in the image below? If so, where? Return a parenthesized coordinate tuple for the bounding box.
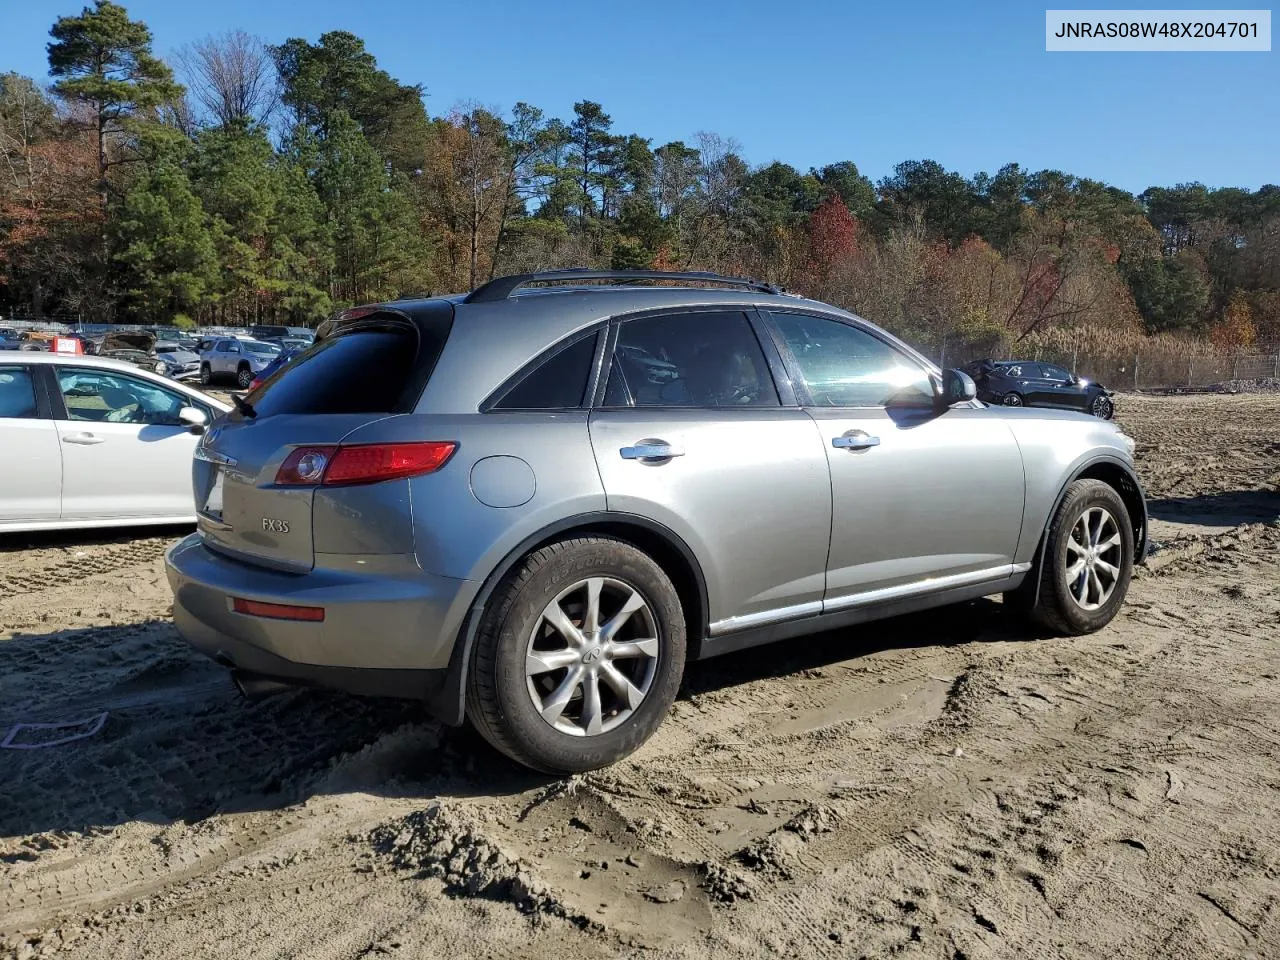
(63, 432, 104, 445)
(620, 441, 684, 461)
(832, 433, 880, 450)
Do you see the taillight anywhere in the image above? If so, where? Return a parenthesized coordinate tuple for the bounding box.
(273, 442, 456, 486)
(325, 442, 456, 485)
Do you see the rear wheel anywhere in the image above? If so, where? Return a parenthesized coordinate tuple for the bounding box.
(1002, 392, 1024, 407)
(1091, 394, 1114, 419)
(199, 363, 212, 386)
(466, 537, 686, 774)
(1023, 479, 1134, 635)
(235, 364, 253, 389)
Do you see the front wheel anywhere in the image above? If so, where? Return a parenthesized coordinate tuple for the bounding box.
(199, 363, 212, 386)
(1002, 392, 1024, 407)
(1091, 394, 1114, 419)
(1026, 479, 1134, 635)
(466, 537, 686, 774)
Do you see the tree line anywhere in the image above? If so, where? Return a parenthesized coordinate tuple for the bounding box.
(1, 0, 1277, 355)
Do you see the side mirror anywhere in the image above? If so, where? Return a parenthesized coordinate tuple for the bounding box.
(938, 368, 977, 407)
(178, 406, 209, 434)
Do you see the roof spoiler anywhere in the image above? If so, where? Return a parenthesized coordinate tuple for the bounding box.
(462, 268, 783, 304)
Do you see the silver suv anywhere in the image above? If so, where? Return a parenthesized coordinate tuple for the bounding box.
(199, 337, 281, 390)
(166, 270, 1147, 774)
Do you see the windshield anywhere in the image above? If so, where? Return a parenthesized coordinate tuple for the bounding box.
(243, 341, 281, 356)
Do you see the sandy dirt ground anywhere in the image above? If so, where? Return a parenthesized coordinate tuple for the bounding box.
(2, 394, 1278, 960)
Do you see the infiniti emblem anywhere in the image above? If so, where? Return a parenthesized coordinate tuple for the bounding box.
(582, 646, 603, 664)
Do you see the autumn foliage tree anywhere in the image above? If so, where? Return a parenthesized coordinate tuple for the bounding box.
(1209, 292, 1258, 351)
(0, 73, 100, 317)
(1, 2, 1276, 356)
(805, 193, 859, 285)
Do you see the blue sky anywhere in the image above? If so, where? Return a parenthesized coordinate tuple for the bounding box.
(3, 0, 1276, 193)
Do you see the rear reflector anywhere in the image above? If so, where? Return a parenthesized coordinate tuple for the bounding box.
(233, 598, 325, 622)
(275, 441, 456, 486)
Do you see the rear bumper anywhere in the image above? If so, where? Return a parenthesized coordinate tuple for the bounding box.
(165, 534, 475, 699)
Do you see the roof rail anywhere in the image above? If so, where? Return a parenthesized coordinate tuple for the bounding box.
(462, 268, 782, 304)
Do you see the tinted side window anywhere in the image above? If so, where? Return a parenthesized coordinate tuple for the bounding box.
(0, 366, 38, 419)
(770, 313, 933, 408)
(1042, 364, 1070, 381)
(608, 312, 779, 408)
(250, 328, 423, 417)
(494, 335, 597, 410)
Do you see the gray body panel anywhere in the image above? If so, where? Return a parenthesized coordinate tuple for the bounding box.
(589, 407, 831, 629)
(165, 284, 1147, 721)
(1000, 407, 1141, 564)
(809, 404, 1027, 601)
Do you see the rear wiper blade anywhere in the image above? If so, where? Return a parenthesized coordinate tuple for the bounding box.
(231, 393, 257, 419)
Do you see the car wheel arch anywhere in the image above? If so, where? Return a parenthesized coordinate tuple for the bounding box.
(1023, 455, 1148, 611)
(426, 511, 710, 727)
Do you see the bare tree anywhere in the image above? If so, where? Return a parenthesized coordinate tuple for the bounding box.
(177, 30, 278, 128)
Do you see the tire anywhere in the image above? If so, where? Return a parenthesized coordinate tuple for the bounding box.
(235, 365, 253, 389)
(1091, 394, 1114, 419)
(466, 536, 686, 774)
(199, 363, 212, 386)
(1026, 479, 1134, 636)
(1002, 392, 1024, 407)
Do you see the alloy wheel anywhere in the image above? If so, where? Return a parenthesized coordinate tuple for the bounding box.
(1065, 506, 1123, 611)
(1092, 395, 1113, 419)
(1003, 393, 1023, 406)
(524, 576, 660, 737)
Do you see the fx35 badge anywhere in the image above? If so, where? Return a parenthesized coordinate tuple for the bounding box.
(262, 518, 290, 534)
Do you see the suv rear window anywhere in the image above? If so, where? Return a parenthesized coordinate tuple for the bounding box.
(250, 326, 426, 416)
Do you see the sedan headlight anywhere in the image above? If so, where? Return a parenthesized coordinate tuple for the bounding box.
(154, 360, 169, 374)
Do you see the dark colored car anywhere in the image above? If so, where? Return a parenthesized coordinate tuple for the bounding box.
(249, 325, 292, 341)
(963, 359, 1114, 419)
(0, 329, 21, 351)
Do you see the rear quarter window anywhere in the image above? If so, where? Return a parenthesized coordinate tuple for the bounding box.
(249, 325, 431, 416)
(491, 334, 598, 410)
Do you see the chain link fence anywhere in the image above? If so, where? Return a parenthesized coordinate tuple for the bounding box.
(920, 330, 1280, 393)
(1030, 345, 1280, 392)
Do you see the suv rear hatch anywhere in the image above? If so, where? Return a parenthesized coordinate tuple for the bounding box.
(193, 303, 453, 571)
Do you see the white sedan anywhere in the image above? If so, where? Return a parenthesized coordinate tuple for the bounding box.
(0, 352, 230, 532)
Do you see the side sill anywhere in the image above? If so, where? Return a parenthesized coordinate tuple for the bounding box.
(694, 573, 1026, 661)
